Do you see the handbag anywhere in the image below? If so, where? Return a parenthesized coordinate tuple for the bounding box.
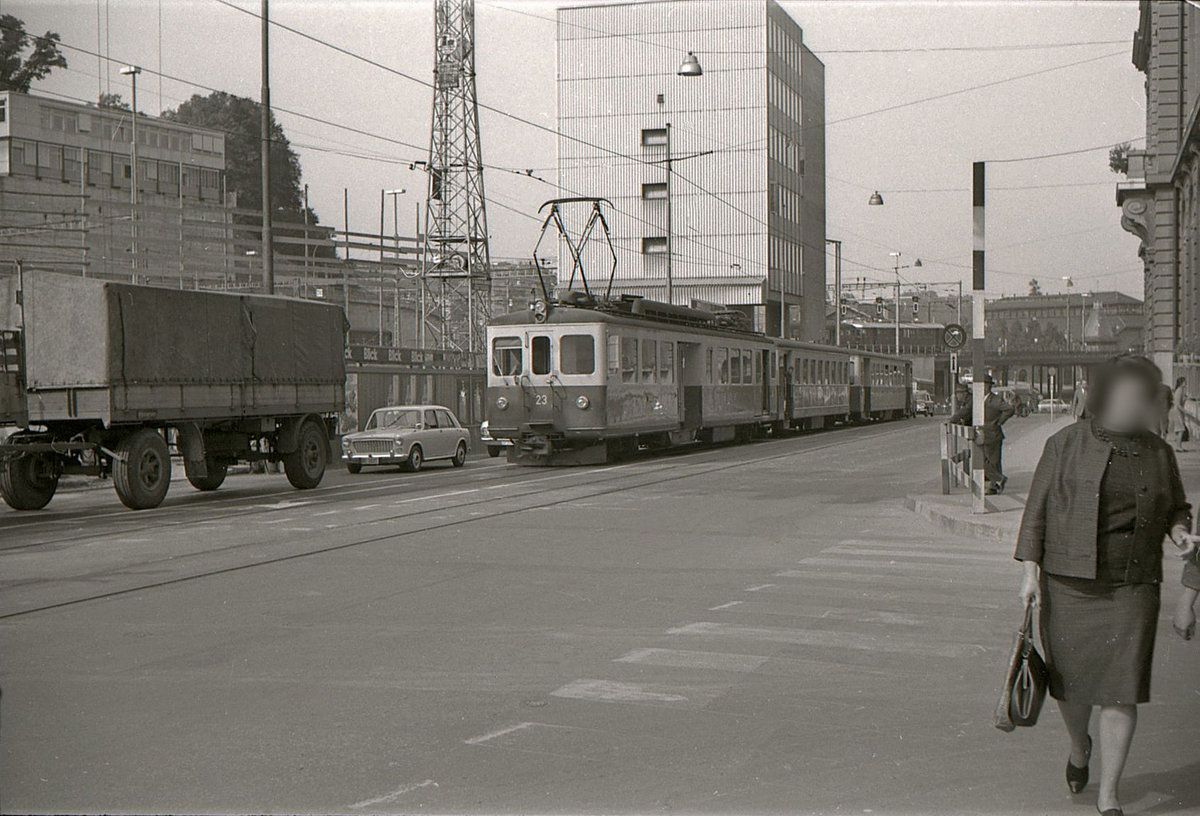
(993, 603, 1049, 732)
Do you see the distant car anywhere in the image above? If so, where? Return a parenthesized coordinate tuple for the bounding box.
(1038, 398, 1070, 414)
(479, 420, 513, 458)
(913, 390, 934, 417)
(341, 405, 470, 473)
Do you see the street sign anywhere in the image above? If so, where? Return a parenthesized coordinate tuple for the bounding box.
(942, 323, 967, 349)
(950, 352, 959, 374)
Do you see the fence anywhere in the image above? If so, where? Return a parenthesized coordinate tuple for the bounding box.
(940, 421, 974, 494)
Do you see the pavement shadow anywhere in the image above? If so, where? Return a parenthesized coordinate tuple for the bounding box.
(1121, 759, 1200, 814)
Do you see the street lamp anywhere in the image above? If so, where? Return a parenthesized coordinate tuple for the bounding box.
(677, 52, 703, 76)
(120, 65, 141, 282)
(868, 191, 884, 206)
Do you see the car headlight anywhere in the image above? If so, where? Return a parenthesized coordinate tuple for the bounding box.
(341, 437, 351, 450)
(575, 395, 590, 410)
(392, 437, 404, 450)
(496, 396, 509, 410)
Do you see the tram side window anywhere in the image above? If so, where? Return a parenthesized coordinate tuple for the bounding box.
(531, 335, 552, 376)
(706, 347, 714, 383)
(717, 348, 729, 384)
(561, 334, 595, 375)
(608, 335, 620, 376)
(621, 337, 638, 383)
(659, 341, 674, 384)
(729, 348, 742, 384)
(801, 359, 810, 383)
(753, 351, 762, 384)
(492, 336, 522, 376)
(641, 339, 657, 383)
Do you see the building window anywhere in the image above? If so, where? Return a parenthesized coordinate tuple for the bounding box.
(641, 236, 668, 255)
(0, 98, 6, 123)
(641, 182, 667, 200)
(640, 127, 667, 147)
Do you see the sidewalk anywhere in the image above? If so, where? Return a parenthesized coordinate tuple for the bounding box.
(906, 413, 1063, 542)
(908, 412, 1200, 541)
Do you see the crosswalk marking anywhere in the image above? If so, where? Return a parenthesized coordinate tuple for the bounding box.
(551, 679, 689, 704)
(614, 647, 768, 673)
(668, 621, 983, 659)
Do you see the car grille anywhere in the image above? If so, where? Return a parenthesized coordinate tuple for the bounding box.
(351, 439, 394, 455)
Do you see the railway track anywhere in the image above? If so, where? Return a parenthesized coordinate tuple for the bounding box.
(0, 420, 923, 621)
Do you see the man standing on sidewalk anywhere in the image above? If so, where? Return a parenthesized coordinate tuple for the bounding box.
(950, 373, 1014, 494)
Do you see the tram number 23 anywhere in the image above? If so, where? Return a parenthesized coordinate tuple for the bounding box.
(534, 394, 549, 406)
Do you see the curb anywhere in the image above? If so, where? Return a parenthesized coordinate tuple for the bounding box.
(904, 495, 1018, 543)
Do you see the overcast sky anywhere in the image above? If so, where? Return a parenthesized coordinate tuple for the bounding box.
(9, 0, 1146, 297)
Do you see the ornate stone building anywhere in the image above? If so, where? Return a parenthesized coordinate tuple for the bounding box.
(1118, 1, 1200, 382)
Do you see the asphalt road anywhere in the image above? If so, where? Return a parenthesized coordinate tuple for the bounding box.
(3, 417, 1199, 815)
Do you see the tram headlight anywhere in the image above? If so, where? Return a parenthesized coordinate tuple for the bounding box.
(575, 395, 590, 410)
(496, 396, 509, 410)
(531, 298, 549, 323)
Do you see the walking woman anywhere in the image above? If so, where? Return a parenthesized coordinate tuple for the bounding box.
(1170, 376, 1189, 451)
(1015, 354, 1200, 816)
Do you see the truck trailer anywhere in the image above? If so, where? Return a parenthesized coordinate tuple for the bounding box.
(0, 271, 346, 511)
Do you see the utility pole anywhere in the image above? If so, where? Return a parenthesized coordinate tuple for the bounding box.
(971, 161, 987, 513)
(827, 239, 842, 346)
(666, 122, 674, 304)
(385, 189, 406, 349)
(260, 0, 274, 294)
(120, 65, 141, 283)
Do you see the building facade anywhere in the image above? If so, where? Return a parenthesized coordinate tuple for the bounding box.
(0, 90, 232, 285)
(1118, 1, 1200, 383)
(556, 0, 826, 339)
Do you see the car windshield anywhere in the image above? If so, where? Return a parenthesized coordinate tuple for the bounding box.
(367, 409, 422, 430)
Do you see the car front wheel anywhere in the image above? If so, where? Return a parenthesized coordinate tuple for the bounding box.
(452, 441, 467, 467)
(404, 445, 423, 473)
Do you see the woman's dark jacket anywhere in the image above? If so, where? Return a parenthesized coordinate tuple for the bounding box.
(1014, 420, 1191, 583)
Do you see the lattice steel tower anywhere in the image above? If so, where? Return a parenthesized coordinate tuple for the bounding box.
(421, 0, 491, 353)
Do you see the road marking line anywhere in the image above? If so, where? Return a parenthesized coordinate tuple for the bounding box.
(828, 546, 1003, 563)
(709, 601, 743, 611)
(353, 504, 381, 511)
(668, 621, 982, 659)
(745, 583, 775, 592)
(313, 509, 343, 517)
(350, 779, 437, 809)
(464, 721, 539, 745)
(799, 557, 1008, 573)
(551, 678, 688, 704)
(614, 647, 767, 673)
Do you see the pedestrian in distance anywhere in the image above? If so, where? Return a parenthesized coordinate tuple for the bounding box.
(1154, 382, 1173, 439)
(949, 373, 1014, 494)
(1015, 354, 1200, 816)
(1170, 376, 1189, 451)
(1072, 380, 1089, 421)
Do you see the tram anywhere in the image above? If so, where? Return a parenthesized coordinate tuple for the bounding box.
(484, 198, 912, 465)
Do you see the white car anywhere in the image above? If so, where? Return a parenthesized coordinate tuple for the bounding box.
(479, 420, 513, 458)
(1038, 398, 1070, 414)
(342, 405, 470, 473)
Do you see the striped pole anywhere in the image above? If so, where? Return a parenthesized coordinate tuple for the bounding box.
(972, 161, 987, 513)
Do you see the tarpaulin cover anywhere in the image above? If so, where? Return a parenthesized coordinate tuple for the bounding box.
(23, 273, 345, 390)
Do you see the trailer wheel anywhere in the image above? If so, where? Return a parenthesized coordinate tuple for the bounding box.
(284, 419, 328, 489)
(0, 453, 60, 511)
(184, 458, 227, 492)
(113, 429, 172, 510)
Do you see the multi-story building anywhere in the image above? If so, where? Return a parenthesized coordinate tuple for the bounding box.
(0, 90, 232, 285)
(556, 0, 826, 340)
(1117, 1, 1200, 382)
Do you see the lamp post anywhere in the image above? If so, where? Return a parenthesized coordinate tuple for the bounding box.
(119, 65, 141, 283)
(260, 0, 274, 295)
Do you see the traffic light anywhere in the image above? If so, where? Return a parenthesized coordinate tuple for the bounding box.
(912, 294, 920, 317)
(875, 296, 884, 318)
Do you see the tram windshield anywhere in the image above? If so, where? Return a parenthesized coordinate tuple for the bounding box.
(492, 336, 523, 376)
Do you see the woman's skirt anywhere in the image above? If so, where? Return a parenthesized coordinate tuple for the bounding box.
(1039, 574, 1160, 705)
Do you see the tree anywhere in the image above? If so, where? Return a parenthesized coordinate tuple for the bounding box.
(0, 14, 68, 92)
(1109, 141, 1131, 176)
(1028, 278, 1042, 296)
(97, 92, 129, 111)
(163, 91, 332, 257)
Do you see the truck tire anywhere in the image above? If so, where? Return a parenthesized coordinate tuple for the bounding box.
(0, 453, 60, 511)
(284, 419, 328, 489)
(113, 429, 172, 510)
(184, 458, 227, 492)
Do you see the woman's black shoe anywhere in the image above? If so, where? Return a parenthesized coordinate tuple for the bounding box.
(1066, 735, 1092, 794)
